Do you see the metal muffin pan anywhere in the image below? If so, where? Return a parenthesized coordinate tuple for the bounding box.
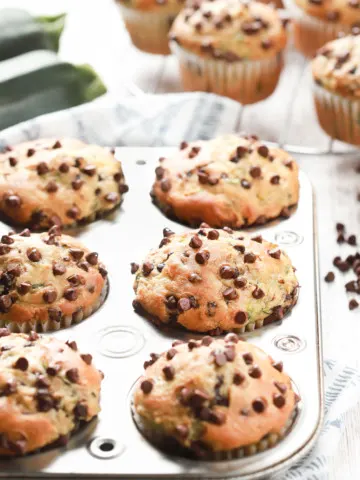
(0, 147, 323, 479)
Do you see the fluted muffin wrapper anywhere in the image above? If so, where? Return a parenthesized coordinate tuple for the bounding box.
(283, 0, 352, 58)
(118, 4, 177, 55)
(313, 84, 360, 146)
(170, 42, 284, 105)
(0, 279, 109, 333)
(132, 402, 298, 461)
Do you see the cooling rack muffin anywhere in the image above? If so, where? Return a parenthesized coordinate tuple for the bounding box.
(169, 0, 288, 104)
(151, 134, 299, 229)
(0, 330, 102, 456)
(284, 0, 360, 57)
(0, 227, 108, 332)
(0, 137, 128, 230)
(312, 35, 360, 146)
(132, 228, 299, 334)
(133, 335, 298, 459)
(115, 0, 184, 55)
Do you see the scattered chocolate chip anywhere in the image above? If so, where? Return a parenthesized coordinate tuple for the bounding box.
(27, 148, 35, 157)
(82, 165, 97, 177)
(1, 235, 13, 245)
(19, 229, 30, 237)
(80, 354, 92, 365)
(201, 336, 213, 346)
(325, 271, 335, 282)
(219, 265, 237, 279)
(349, 299, 359, 310)
(26, 248, 42, 262)
(131, 262, 139, 274)
(189, 272, 201, 283)
(37, 162, 49, 175)
(348, 235, 357, 246)
(45, 181, 58, 193)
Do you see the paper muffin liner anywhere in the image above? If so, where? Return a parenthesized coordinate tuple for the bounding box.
(313, 83, 360, 146)
(1, 278, 109, 333)
(118, 4, 178, 55)
(283, 0, 352, 58)
(132, 402, 298, 461)
(170, 42, 284, 105)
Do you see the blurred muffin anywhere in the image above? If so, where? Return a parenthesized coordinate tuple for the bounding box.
(312, 35, 360, 145)
(0, 331, 102, 456)
(115, 0, 185, 55)
(151, 134, 299, 228)
(132, 227, 298, 334)
(133, 335, 298, 459)
(0, 227, 108, 332)
(284, 0, 360, 57)
(169, 0, 288, 104)
(0, 138, 128, 230)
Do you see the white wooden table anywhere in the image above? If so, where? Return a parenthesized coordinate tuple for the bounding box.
(0, 0, 360, 478)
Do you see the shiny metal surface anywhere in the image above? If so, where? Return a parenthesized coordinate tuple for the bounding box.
(0, 148, 323, 478)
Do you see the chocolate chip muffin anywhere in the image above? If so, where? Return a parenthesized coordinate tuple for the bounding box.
(0, 330, 102, 456)
(0, 138, 128, 230)
(284, 0, 360, 57)
(132, 228, 298, 334)
(169, 0, 288, 104)
(133, 335, 298, 459)
(115, 0, 184, 55)
(151, 134, 299, 229)
(0, 227, 108, 332)
(312, 35, 360, 145)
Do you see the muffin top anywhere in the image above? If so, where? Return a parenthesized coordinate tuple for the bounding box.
(169, 0, 288, 61)
(0, 138, 128, 229)
(312, 35, 360, 98)
(294, 0, 360, 26)
(132, 228, 298, 334)
(0, 330, 102, 455)
(116, 0, 185, 13)
(134, 335, 297, 455)
(151, 134, 299, 229)
(0, 227, 107, 330)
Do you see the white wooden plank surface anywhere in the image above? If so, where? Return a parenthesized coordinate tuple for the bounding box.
(0, 0, 360, 478)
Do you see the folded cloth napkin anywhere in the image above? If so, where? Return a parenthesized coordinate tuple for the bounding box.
(0, 92, 359, 479)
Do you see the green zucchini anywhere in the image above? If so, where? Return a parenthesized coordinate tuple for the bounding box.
(0, 50, 107, 131)
(0, 9, 66, 61)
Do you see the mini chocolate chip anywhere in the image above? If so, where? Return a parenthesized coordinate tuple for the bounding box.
(53, 263, 66, 276)
(180, 141, 188, 150)
(208, 410, 226, 425)
(53, 140, 62, 149)
(5, 194, 21, 208)
(244, 252, 256, 263)
(86, 252, 98, 265)
(252, 286, 265, 299)
(241, 179, 251, 189)
(189, 235, 202, 249)
(273, 393, 286, 408)
(234, 277, 247, 289)
(81, 354, 92, 365)
(155, 166, 165, 180)
(66, 368, 79, 383)
(163, 365, 175, 380)
(69, 249, 84, 261)
(235, 311, 248, 324)
(27, 248, 42, 262)
(0, 381, 17, 396)
(14, 357, 28, 371)
(141, 380, 153, 394)
(272, 361, 283, 372)
(349, 299, 359, 310)
(243, 353, 253, 364)
(223, 287, 238, 301)
(142, 262, 154, 276)
(261, 39, 272, 49)
(252, 397, 266, 413)
(43, 289, 57, 304)
(250, 166, 261, 178)
(233, 373, 245, 385)
(65, 341, 77, 351)
(249, 365, 262, 378)
(63, 288, 78, 301)
(188, 339, 199, 350)
(195, 250, 210, 264)
(324, 271, 335, 282)
(165, 295, 178, 310)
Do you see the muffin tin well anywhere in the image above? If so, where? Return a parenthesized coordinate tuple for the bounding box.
(0, 147, 323, 479)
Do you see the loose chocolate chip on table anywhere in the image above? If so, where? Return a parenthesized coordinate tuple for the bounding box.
(27, 148, 35, 157)
(348, 235, 357, 246)
(337, 233, 345, 244)
(349, 299, 359, 310)
(180, 141, 188, 150)
(9, 157, 17, 167)
(336, 223, 345, 232)
(324, 271, 335, 282)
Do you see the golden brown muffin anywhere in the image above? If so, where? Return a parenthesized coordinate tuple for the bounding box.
(132, 228, 299, 334)
(284, 0, 360, 57)
(133, 335, 298, 458)
(0, 330, 102, 456)
(0, 138, 128, 230)
(151, 134, 299, 228)
(0, 227, 108, 332)
(169, 0, 288, 104)
(312, 35, 360, 145)
(115, 0, 185, 54)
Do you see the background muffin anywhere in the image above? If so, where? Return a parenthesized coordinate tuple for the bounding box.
(133, 335, 298, 458)
(0, 227, 108, 332)
(284, 0, 360, 57)
(0, 138, 128, 230)
(116, 0, 185, 55)
(169, 0, 288, 104)
(132, 228, 298, 334)
(312, 35, 360, 145)
(151, 134, 299, 228)
(0, 330, 102, 456)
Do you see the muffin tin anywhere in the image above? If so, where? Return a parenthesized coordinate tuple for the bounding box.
(0, 147, 323, 478)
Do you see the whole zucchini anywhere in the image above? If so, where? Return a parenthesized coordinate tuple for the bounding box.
(0, 50, 107, 131)
(0, 9, 66, 61)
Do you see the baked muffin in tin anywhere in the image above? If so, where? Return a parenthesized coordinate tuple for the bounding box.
(132, 227, 298, 334)
(0, 330, 102, 456)
(133, 335, 298, 459)
(151, 134, 299, 229)
(0, 227, 108, 332)
(0, 138, 128, 230)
